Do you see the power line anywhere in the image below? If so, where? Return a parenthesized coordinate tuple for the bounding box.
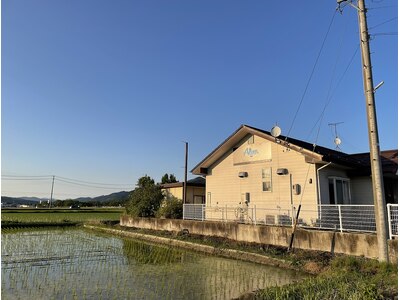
(370, 32, 397, 36)
(285, 9, 338, 141)
(369, 16, 397, 29)
(2, 178, 53, 181)
(2, 174, 133, 187)
(306, 44, 359, 141)
(2, 174, 53, 179)
(55, 178, 133, 190)
(56, 176, 133, 187)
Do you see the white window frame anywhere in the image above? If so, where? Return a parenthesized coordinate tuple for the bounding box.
(262, 168, 272, 192)
(328, 177, 351, 205)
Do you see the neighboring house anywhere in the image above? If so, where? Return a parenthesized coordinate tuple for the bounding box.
(161, 177, 206, 204)
(191, 124, 397, 225)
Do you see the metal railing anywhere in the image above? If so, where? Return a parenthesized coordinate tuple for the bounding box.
(387, 204, 398, 239)
(183, 204, 381, 234)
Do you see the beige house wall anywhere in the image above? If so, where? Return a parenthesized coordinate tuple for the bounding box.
(162, 186, 205, 204)
(206, 135, 318, 225)
(162, 186, 183, 200)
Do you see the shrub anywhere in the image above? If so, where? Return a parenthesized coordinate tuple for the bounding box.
(156, 195, 183, 219)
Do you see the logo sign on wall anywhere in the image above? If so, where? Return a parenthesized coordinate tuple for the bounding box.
(233, 142, 271, 165)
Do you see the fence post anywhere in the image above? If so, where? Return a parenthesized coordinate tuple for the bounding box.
(254, 205, 257, 225)
(338, 205, 343, 233)
(387, 204, 392, 240)
(225, 204, 228, 222)
(183, 204, 186, 220)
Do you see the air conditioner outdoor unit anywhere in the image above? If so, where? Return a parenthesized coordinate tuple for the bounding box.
(276, 168, 289, 175)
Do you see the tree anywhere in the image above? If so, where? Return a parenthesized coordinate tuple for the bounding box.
(126, 175, 163, 217)
(161, 173, 178, 184)
(156, 195, 183, 219)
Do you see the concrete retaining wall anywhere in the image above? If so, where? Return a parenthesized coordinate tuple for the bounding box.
(120, 215, 398, 263)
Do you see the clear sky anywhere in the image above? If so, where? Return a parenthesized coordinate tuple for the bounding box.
(2, 0, 398, 199)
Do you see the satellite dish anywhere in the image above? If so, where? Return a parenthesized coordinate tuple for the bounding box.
(334, 137, 342, 146)
(271, 125, 281, 138)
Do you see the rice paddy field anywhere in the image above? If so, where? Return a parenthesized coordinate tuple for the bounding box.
(2, 227, 306, 299)
(1, 208, 123, 224)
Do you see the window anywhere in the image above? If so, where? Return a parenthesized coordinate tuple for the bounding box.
(248, 136, 254, 144)
(328, 177, 351, 204)
(262, 168, 272, 192)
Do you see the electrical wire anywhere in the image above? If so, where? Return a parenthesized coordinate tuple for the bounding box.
(2, 174, 133, 188)
(284, 9, 338, 142)
(297, 15, 354, 208)
(370, 32, 397, 36)
(2, 174, 53, 179)
(306, 45, 359, 141)
(56, 176, 133, 187)
(55, 178, 133, 190)
(369, 17, 397, 29)
(1, 178, 53, 181)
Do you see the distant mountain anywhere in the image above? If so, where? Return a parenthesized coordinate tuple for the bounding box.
(1, 196, 41, 206)
(76, 191, 131, 203)
(1, 191, 132, 206)
(20, 197, 47, 202)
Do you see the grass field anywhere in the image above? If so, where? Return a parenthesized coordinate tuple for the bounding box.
(1, 208, 124, 224)
(255, 255, 398, 299)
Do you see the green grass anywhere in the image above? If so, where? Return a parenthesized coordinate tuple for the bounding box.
(255, 256, 398, 300)
(1, 208, 124, 224)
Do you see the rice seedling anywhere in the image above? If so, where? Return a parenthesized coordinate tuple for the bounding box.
(2, 227, 304, 299)
(1, 208, 123, 225)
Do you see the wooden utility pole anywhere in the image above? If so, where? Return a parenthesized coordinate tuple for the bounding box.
(339, 0, 389, 261)
(357, 0, 388, 262)
(49, 175, 55, 208)
(183, 142, 188, 204)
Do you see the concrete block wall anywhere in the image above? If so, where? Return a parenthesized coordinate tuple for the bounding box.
(120, 215, 398, 263)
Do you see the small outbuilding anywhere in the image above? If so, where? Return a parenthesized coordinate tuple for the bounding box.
(161, 177, 206, 204)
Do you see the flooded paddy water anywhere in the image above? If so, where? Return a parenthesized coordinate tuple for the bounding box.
(2, 228, 305, 299)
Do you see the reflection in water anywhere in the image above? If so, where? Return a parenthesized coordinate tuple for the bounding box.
(2, 229, 306, 299)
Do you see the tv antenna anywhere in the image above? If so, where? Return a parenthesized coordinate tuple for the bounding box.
(328, 122, 344, 150)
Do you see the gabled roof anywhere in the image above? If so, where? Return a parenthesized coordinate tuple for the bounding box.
(160, 176, 205, 189)
(191, 124, 394, 175)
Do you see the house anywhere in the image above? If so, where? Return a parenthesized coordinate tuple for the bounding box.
(191, 124, 397, 226)
(161, 177, 206, 204)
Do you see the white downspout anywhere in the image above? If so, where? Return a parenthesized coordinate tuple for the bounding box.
(317, 162, 332, 206)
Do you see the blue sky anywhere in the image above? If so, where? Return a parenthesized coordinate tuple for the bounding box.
(2, 0, 398, 199)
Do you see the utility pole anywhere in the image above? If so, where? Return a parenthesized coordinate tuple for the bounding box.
(183, 142, 188, 204)
(49, 175, 55, 209)
(338, 0, 388, 262)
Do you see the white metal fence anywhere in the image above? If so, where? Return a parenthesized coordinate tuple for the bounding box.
(387, 204, 398, 239)
(183, 203, 398, 236)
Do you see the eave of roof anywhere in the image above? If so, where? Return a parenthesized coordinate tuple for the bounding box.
(191, 124, 329, 175)
(191, 124, 392, 175)
(347, 150, 398, 175)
